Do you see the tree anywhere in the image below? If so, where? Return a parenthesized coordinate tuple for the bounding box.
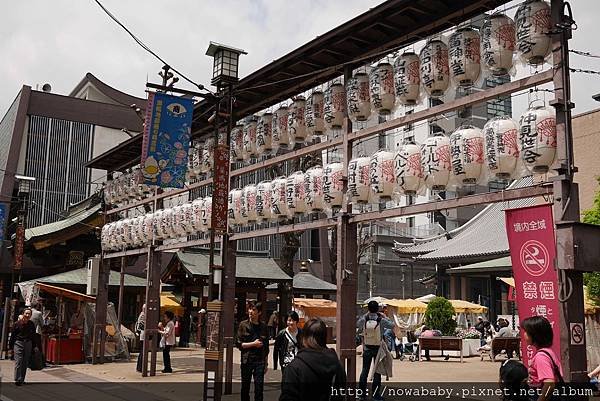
(583, 177, 600, 304)
(423, 297, 457, 335)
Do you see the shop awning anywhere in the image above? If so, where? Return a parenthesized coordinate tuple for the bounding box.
(293, 298, 337, 318)
(447, 256, 514, 275)
(449, 299, 488, 314)
(35, 282, 96, 303)
(385, 298, 428, 314)
(160, 294, 185, 316)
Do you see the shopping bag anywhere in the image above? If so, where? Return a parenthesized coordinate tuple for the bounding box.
(29, 347, 44, 371)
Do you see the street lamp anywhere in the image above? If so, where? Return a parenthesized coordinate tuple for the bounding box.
(205, 42, 247, 88)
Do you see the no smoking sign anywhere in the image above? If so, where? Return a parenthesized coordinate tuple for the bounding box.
(570, 323, 585, 346)
(519, 239, 550, 277)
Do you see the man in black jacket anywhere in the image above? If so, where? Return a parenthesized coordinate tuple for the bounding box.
(236, 301, 269, 401)
(273, 311, 302, 373)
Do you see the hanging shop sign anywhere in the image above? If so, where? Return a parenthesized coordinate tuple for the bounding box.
(505, 204, 561, 367)
(212, 144, 230, 234)
(141, 92, 193, 188)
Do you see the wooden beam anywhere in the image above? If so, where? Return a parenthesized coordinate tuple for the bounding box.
(229, 218, 337, 241)
(103, 247, 150, 259)
(350, 184, 553, 224)
(348, 70, 553, 143)
(156, 237, 213, 252)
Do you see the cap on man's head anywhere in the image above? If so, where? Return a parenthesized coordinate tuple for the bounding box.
(367, 300, 379, 313)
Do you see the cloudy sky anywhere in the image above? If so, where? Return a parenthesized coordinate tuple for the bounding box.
(1, 0, 600, 117)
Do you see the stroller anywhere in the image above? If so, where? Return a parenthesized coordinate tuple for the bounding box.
(399, 330, 420, 361)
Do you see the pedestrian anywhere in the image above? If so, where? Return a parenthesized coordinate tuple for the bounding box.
(499, 359, 530, 401)
(475, 316, 486, 346)
(280, 318, 346, 401)
(356, 301, 394, 401)
(30, 302, 44, 352)
(381, 305, 401, 359)
(135, 304, 146, 373)
(10, 308, 36, 386)
(158, 310, 175, 373)
(236, 301, 269, 401)
(268, 310, 279, 340)
(496, 318, 517, 359)
(417, 325, 449, 361)
(274, 311, 302, 374)
(522, 316, 563, 401)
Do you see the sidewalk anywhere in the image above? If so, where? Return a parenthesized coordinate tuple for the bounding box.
(0, 345, 503, 401)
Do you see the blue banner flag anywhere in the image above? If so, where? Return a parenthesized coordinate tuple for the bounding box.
(0, 203, 5, 242)
(141, 92, 193, 188)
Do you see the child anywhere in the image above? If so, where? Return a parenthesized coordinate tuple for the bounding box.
(521, 316, 563, 401)
(499, 359, 530, 401)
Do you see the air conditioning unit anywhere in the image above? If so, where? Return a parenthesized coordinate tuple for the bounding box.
(87, 256, 101, 296)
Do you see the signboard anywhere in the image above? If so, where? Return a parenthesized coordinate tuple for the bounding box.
(211, 144, 230, 234)
(141, 91, 193, 188)
(14, 225, 25, 270)
(570, 322, 585, 346)
(0, 203, 6, 242)
(505, 204, 561, 367)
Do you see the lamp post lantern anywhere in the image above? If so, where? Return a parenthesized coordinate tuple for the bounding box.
(206, 42, 247, 88)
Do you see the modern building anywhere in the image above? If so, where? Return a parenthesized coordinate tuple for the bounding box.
(0, 73, 144, 228)
(572, 107, 600, 212)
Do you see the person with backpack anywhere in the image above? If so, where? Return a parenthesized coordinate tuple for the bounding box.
(280, 318, 346, 401)
(356, 301, 394, 401)
(522, 316, 563, 401)
(274, 311, 302, 374)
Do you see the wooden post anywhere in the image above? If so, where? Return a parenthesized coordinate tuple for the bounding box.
(222, 238, 237, 395)
(92, 255, 111, 364)
(142, 248, 161, 377)
(550, 0, 588, 382)
(117, 256, 126, 325)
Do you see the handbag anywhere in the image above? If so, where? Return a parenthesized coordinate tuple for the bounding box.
(29, 347, 44, 371)
(537, 350, 569, 401)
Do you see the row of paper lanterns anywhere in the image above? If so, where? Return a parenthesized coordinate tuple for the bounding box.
(102, 104, 556, 249)
(104, 167, 152, 206)
(229, 1, 552, 162)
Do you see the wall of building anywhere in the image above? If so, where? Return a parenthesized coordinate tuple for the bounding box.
(572, 108, 600, 212)
(90, 125, 135, 186)
(0, 91, 23, 198)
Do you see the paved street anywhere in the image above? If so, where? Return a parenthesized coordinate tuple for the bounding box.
(0, 345, 508, 401)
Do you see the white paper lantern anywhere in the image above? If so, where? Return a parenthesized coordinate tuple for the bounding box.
(122, 219, 134, 247)
(515, 0, 552, 65)
(370, 150, 396, 200)
(230, 125, 244, 162)
(482, 13, 516, 76)
(131, 216, 143, 246)
(420, 40, 450, 98)
(394, 52, 421, 106)
(152, 209, 164, 240)
(395, 142, 423, 195)
(305, 91, 325, 138)
(256, 181, 273, 222)
(323, 163, 345, 209)
(191, 198, 204, 231)
(108, 222, 118, 249)
(270, 177, 291, 219)
(201, 197, 212, 232)
(101, 224, 111, 250)
(449, 28, 481, 87)
(201, 138, 215, 174)
(171, 205, 186, 236)
(256, 113, 274, 156)
(188, 144, 201, 178)
(228, 189, 245, 226)
(143, 213, 154, 243)
(450, 126, 485, 184)
(289, 97, 308, 146)
(242, 184, 258, 223)
(242, 118, 258, 162)
(422, 134, 452, 191)
(483, 116, 520, 179)
(370, 62, 396, 115)
(104, 181, 114, 205)
(272, 106, 290, 154)
(163, 207, 177, 239)
(181, 202, 194, 234)
(286, 171, 308, 216)
(347, 157, 372, 204)
(518, 106, 556, 173)
(324, 83, 346, 131)
(346, 72, 371, 122)
(114, 220, 125, 249)
(305, 166, 325, 212)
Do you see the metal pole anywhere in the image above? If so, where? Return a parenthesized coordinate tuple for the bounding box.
(550, 0, 588, 382)
(369, 222, 373, 299)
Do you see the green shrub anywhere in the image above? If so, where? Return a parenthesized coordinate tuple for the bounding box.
(424, 297, 457, 335)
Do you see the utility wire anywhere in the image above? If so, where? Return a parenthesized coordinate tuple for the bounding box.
(92, 0, 213, 94)
(569, 49, 600, 59)
(569, 68, 600, 75)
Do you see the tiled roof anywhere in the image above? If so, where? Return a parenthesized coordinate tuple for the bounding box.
(176, 251, 291, 282)
(266, 270, 337, 292)
(19, 267, 146, 287)
(393, 177, 540, 263)
(25, 204, 101, 241)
